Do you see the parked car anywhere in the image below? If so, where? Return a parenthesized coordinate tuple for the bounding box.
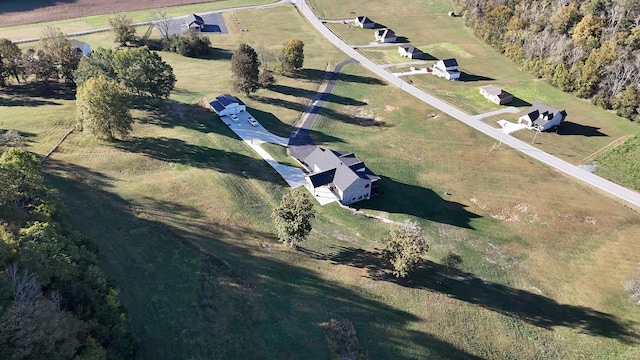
(230, 114, 239, 122)
(247, 116, 259, 127)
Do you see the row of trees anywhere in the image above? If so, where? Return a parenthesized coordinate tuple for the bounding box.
(0, 27, 81, 87)
(455, 0, 640, 121)
(0, 149, 137, 359)
(271, 190, 431, 278)
(231, 39, 305, 96)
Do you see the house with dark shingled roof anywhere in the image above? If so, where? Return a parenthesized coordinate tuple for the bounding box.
(290, 145, 379, 205)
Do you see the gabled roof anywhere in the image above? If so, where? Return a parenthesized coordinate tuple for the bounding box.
(480, 85, 512, 99)
(301, 146, 377, 192)
(526, 102, 565, 118)
(186, 14, 204, 25)
(356, 16, 374, 24)
(215, 94, 245, 107)
(399, 44, 422, 54)
(210, 101, 226, 113)
(376, 28, 395, 39)
(442, 58, 458, 67)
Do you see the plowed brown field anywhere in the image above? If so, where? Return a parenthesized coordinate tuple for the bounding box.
(0, 0, 217, 27)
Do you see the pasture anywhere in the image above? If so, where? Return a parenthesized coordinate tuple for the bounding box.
(2, 0, 640, 359)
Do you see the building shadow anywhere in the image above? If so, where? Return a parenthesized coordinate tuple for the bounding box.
(328, 247, 639, 345)
(556, 122, 607, 137)
(459, 72, 494, 82)
(352, 176, 480, 229)
(201, 24, 221, 33)
(395, 36, 410, 44)
(509, 96, 531, 108)
(418, 52, 438, 61)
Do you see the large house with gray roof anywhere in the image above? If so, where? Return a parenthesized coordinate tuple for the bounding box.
(290, 145, 379, 205)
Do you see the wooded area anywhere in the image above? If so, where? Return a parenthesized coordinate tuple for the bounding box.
(454, 0, 640, 121)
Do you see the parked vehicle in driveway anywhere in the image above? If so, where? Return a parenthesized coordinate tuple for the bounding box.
(230, 114, 239, 122)
(247, 116, 259, 127)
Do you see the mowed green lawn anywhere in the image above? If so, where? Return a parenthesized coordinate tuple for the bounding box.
(313, 0, 640, 167)
(2, 1, 640, 359)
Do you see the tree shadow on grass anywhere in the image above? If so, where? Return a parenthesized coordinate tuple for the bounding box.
(1, 82, 75, 101)
(198, 47, 233, 61)
(135, 100, 238, 141)
(115, 136, 282, 184)
(43, 160, 487, 359)
(265, 85, 368, 107)
(352, 176, 480, 229)
(0, 96, 61, 107)
(292, 68, 385, 85)
(328, 246, 640, 345)
(556, 122, 607, 137)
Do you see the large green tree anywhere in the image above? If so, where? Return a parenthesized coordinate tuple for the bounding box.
(281, 39, 305, 72)
(113, 47, 176, 99)
(40, 27, 80, 84)
(76, 76, 133, 141)
(0, 149, 54, 218)
(0, 38, 22, 86)
(73, 47, 116, 87)
(271, 189, 316, 248)
(231, 43, 261, 96)
(383, 220, 428, 278)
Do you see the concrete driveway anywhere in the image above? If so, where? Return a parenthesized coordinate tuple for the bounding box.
(219, 111, 306, 188)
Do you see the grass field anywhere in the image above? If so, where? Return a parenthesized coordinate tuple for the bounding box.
(3, 0, 640, 359)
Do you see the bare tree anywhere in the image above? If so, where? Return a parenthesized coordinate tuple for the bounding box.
(152, 8, 172, 40)
(6, 264, 40, 311)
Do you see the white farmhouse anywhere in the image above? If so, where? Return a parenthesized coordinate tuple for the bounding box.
(432, 58, 460, 80)
(518, 102, 567, 132)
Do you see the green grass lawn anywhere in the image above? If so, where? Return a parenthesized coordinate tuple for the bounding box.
(3, 1, 640, 359)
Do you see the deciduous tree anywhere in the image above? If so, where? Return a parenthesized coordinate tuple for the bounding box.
(271, 189, 316, 248)
(113, 47, 176, 99)
(73, 47, 116, 87)
(281, 39, 305, 72)
(0, 149, 54, 218)
(383, 220, 428, 278)
(0, 38, 22, 86)
(76, 76, 133, 141)
(109, 14, 137, 46)
(231, 43, 261, 96)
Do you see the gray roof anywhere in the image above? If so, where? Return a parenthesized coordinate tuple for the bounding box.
(526, 102, 567, 123)
(400, 44, 422, 54)
(301, 146, 378, 192)
(480, 85, 512, 99)
(376, 28, 396, 39)
(186, 14, 204, 25)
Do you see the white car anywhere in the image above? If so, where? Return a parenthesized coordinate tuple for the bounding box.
(247, 116, 259, 127)
(230, 114, 239, 122)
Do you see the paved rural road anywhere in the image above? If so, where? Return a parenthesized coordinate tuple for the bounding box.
(293, 0, 640, 209)
(289, 58, 357, 147)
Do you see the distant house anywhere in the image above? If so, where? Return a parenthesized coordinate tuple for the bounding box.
(479, 85, 513, 105)
(354, 16, 375, 28)
(518, 102, 567, 132)
(209, 94, 246, 116)
(185, 14, 205, 30)
(289, 145, 380, 205)
(374, 28, 396, 43)
(432, 58, 460, 80)
(398, 44, 423, 59)
(70, 40, 92, 57)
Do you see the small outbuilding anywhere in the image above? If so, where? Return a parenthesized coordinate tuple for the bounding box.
(209, 94, 246, 116)
(374, 28, 396, 43)
(518, 102, 567, 132)
(432, 58, 460, 80)
(70, 40, 92, 57)
(354, 16, 375, 28)
(479, 85, 513, 105)
(185, 14, 205, 30)
(398, 44, 423, 59)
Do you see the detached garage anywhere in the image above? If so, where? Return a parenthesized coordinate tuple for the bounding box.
(209, 94, 246, 116)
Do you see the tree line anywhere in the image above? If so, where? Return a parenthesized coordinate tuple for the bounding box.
(0, 149, 138, 359)
(454, 0, 640, 121)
